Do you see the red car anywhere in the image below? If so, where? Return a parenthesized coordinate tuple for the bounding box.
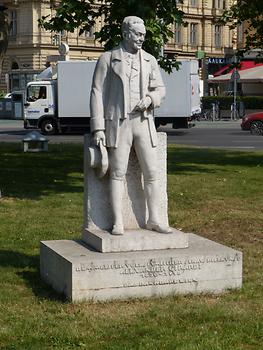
(241, 111, 263, 135)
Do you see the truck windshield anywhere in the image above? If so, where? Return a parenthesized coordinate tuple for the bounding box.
(27, 85, 46, 102)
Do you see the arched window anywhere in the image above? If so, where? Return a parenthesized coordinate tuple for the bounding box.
(11, 61, 19, 70)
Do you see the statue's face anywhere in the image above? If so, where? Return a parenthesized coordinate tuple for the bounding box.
(124, 23, 146, 52)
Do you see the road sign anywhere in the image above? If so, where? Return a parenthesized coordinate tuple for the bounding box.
(231, 70, 240, 81)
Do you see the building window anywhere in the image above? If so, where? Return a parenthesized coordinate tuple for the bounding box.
(213, 0, 225, 8)
(190, 0, 197, 6)
(190, 23, 198, 46)
(174, 23, 182, 44)
(9, 10, 17, 37)
(237, 24, 243, 44)
(52, 33, 61, 46)
(11, 61, 19, 70)
(9, 72, 36, 92)
(215, 25, 222, 48)
(85, 26, 94, 39)
(85, 15, 95, 39)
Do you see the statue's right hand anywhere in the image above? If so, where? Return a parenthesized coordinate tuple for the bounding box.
(93, 130, 106, 147)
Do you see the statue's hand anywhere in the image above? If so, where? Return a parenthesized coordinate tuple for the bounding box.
(135, 96, 152, 112)
(93, 130, 106, 147)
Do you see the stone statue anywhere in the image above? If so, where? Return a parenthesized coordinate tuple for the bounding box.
(90, 16, 172, 235)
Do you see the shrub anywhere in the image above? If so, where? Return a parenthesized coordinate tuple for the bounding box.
(202, 96, 263, 110)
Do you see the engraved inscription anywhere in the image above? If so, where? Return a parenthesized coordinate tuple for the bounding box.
(206, 253, 240, 265)
(123, 278, 197, 288)
(75, 253, 241, 280)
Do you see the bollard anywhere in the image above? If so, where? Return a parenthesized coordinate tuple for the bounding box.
(23, 131, 49, 152)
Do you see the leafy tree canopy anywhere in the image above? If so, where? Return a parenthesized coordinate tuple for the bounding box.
(221, 0, 263, 59)
(39, 0, 185, 72)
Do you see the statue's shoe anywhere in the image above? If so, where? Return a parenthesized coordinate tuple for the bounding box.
(146, 221, 173, 234)
(111, 224, 124, 235)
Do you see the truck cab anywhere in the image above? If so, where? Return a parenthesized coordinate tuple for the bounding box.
(24, 80, 57, 134)
(23, 61, 95, 135)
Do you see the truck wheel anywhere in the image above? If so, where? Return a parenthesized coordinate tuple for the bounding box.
(40, 119, 57, 135)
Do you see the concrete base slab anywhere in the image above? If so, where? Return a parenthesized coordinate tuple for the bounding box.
(40, 233, 242, 302)
(82, 228, 189, 252)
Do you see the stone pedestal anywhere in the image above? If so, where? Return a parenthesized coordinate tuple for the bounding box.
(82, 228, 189, 253)
(40, 234, 242, 302)
(83, 133, 169, 231)
(40, 132, 242, 301)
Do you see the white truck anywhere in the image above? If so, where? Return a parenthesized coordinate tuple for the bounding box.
(24, 59, 200, 135)
(155, 59, 201, 128)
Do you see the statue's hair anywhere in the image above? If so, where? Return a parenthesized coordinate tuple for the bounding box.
(121, 16, 145, 35)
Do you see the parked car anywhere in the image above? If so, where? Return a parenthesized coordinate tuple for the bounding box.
(241, 111, 263, 135)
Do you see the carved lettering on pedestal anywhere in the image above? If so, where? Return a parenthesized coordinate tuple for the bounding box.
(75, 253, 241, 287)
(123, 278, 198, 288)
(206, 253, 240, 265)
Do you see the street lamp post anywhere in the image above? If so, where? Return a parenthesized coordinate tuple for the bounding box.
(231, 55, 240, 120)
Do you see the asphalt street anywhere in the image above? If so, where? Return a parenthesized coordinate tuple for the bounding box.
(1, 119, 263, 151)
(161, 120, 263, 150)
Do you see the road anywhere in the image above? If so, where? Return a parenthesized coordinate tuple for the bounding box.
(161, 121, 263, 150)
(1, 119, 263, 151)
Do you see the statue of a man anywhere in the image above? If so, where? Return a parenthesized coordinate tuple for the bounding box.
(90, 16, 172, 235)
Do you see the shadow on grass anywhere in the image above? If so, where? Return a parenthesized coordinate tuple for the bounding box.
(167, 147, 263, 175)
(0, 143, 84, 200)
(0, 249, 66, 302)
(1, 143, 263, 199)
(18, 270, 67, 302)
(0, 249, 38, 268)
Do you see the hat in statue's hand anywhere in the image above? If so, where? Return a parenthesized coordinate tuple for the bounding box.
(86, 141, 108, 178)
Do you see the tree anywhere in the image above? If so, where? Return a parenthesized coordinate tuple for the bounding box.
(221, 0, 263, 58)
(39, 0, 185, 72)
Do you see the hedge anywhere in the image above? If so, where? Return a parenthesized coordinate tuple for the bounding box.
(201, 96, 263, 110)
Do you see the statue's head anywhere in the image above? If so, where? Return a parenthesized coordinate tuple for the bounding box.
(121, 16, 146, 53)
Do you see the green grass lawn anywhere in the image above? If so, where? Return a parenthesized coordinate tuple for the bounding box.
(0, 142, 262, 350)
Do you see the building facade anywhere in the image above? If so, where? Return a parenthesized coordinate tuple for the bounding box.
(169, 0, 236, 58)
(171, 0, 237, 77)
(0, 0, 237, 92)
(0, 0, 104, 92)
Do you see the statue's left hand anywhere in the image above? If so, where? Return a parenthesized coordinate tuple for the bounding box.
(135, 96, 152, 112)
